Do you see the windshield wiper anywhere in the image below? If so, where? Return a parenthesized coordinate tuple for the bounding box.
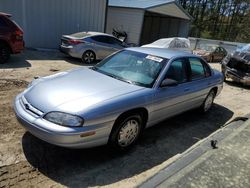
(105, 73, 134, 85)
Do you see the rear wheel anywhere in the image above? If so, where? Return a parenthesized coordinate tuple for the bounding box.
(109, 114, 143, 150)
(82, 50, 96, 64)
(0, 44, 10, 64)
(200, 90, 215, 113)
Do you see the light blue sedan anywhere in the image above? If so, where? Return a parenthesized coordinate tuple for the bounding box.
(14, 48, 223, 149)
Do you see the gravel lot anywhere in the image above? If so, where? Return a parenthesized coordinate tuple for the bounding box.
(0, 50, 249, 187)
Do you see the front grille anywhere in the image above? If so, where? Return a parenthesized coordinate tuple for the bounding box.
(20, 96, 44, 117)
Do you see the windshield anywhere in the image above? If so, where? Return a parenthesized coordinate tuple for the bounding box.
(93, 50, 167, 88)
(199, 45, 217, 52)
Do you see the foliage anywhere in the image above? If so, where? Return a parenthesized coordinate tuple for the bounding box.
(178, 0, 250, 43)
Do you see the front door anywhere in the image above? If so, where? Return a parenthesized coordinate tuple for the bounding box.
(151, 58, 192, 123)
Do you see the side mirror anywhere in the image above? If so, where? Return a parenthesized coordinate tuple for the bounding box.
(160, 78, 178, 87)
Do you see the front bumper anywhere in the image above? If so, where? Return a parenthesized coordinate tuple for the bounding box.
(14, 94, 113, 148)
(225, 69, 250, 86)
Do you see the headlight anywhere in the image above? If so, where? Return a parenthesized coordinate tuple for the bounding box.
(44, 112, 84, 127)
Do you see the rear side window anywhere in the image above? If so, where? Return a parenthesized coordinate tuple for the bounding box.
(91, 36, 109, 43)
(189, 58, 206, 80)
(0, 17, 8, 27)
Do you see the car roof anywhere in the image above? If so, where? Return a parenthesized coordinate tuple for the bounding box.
(69, 31, 115, 39)
(0, 12, 11, 17)
(127, 47, 196, 59)
(85, 31, 113, 37)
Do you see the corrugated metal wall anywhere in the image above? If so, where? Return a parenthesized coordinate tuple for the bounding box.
(0, 0, 107, 48)
(106, 7, 144, 45)
(141, 13, 189, 45)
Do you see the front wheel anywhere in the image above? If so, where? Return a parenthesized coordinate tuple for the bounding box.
(109, 114, 143, 150)
(82, 50, 96, 64)
(200, 90, 215, 113)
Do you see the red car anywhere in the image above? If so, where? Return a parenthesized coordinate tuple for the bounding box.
(0, 12, 24, 63)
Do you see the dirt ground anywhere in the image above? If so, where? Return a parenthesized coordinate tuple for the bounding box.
(0, 50, 249, 188)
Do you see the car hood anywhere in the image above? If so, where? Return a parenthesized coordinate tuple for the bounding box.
(24, 68, 144, 113)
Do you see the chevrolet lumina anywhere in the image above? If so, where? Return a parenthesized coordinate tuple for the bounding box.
(14, 48, 223, 149)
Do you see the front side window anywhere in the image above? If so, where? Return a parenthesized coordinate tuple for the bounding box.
(189, 58, 206, 80)
(109, 37, 123, 46)
(93, 50, 167, 87)
(164, 59, 187, 83)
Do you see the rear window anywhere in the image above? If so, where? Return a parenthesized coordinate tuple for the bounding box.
(0, 17, 8, 27)
(71, 32, 92, 38)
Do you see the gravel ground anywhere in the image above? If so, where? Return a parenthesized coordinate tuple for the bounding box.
(0, 50, 249, 188)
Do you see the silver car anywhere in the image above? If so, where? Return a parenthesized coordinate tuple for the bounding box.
(14, 48, 223, 149)
(60, 31, 126, 63)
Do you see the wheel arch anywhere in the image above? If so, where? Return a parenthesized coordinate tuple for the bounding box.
(113, 107, 149, 129)
(211, 87, 218, 96)
(0, 39, 12, 53)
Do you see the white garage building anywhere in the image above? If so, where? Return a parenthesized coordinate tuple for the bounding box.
(0, 0, 107, 49)
(106, 0, 192, 45)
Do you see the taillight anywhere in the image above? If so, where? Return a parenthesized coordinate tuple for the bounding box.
(14, 29, 23, 40)
(68, 39, 82, 45)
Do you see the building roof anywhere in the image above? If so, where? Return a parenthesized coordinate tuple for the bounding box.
(109, 0, 175, 9)
(108, 0, 192, 20)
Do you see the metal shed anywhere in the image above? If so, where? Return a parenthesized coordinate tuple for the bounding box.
(0, 0, 107, 49)
(106, 0, 192, 45)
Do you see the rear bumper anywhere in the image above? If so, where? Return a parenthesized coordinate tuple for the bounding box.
(11, 40, 24, 54)
(60, 45, 81, 59)
(14, 94, 113, 148)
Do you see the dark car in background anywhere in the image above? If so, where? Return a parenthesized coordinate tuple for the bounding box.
(0, 12, 24, 63)
(221, 45, 250, 86)
(193, 45, 227, 62)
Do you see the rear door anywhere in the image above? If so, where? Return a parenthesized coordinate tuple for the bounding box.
(185, 57, 213, 107)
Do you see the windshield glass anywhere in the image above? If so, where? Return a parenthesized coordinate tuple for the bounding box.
(93, 50, 167, 88)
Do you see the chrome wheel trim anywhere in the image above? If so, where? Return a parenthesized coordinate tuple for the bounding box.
(204, 92, 214, 112)
(83, 51, 95, 63)
(118, 119, 139, 147)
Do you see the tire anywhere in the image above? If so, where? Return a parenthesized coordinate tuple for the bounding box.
(0, 44, 10, 64)
(109, 114, 143, 150)
(82, 50, 96, 64)
(200, 90, 215, 113)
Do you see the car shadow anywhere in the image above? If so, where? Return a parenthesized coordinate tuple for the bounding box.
(0, 49, 98, 69)
(0, 53, 31, 69)
(22, 104, 233, 187)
